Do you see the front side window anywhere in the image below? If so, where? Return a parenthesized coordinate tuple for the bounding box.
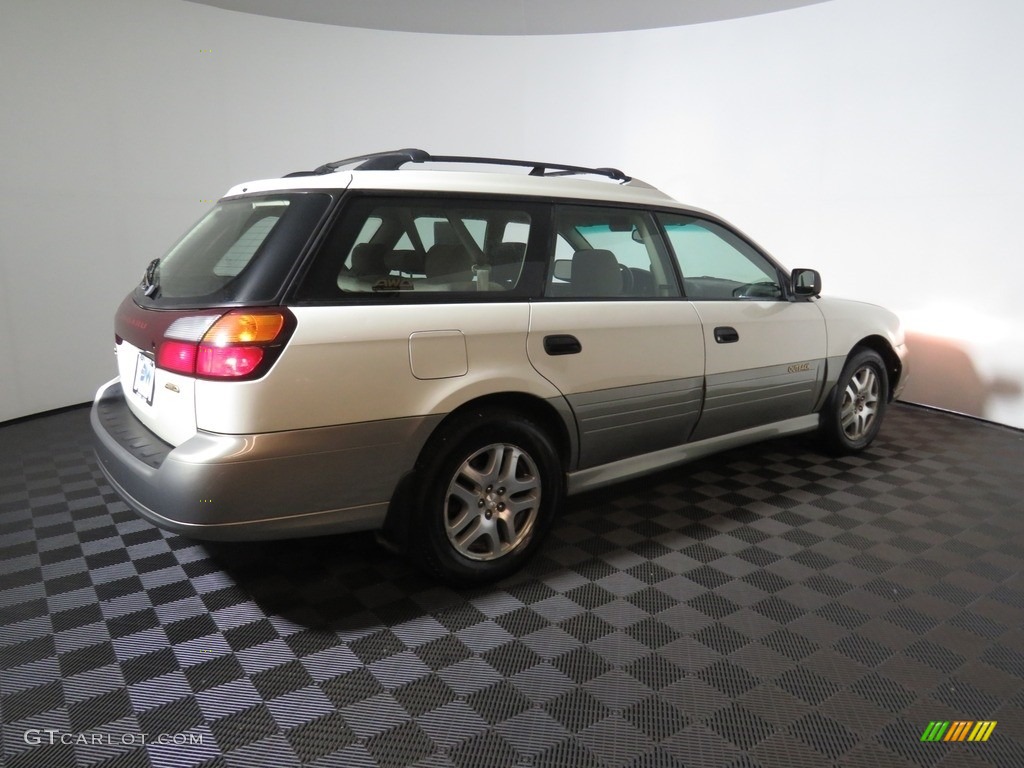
(297, 197, 535, 299)
(660, 214, 783, 300)
(547, 206, 680, 298)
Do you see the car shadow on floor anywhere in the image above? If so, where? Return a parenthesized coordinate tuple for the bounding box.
(188, 428, 839, 636)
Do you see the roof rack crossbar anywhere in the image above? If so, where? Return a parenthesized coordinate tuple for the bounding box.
(284, 149, 631, 182)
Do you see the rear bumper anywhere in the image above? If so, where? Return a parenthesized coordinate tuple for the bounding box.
(91, 378, 439, 540)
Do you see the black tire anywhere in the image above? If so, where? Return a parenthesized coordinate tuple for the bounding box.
(413, 411, 563, 585)
(820, 348, 889, 455)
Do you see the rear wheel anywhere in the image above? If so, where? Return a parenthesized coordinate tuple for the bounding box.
(821, 348, 889, 454)
(415, 411, 562, 584)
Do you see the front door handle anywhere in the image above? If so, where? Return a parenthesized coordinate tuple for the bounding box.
(544, 334, 582, 356)
(714, 326, 739, 344)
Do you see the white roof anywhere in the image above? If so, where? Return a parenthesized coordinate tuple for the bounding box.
(225, 169, 688, 210)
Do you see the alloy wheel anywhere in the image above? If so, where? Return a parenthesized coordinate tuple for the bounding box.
(840, 365, 880, 441)
(443, 443, 541, 561)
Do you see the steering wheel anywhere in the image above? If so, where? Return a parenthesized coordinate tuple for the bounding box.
(732, 281, 779, 299)
(618, 264, 634, 294)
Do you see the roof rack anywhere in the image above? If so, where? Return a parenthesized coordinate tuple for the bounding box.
(284, 148, 631, 183)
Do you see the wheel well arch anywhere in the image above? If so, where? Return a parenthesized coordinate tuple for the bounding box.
(850, 335, 902, 401)
(379, 391, 575, 553)
(425, 392, 574, 471)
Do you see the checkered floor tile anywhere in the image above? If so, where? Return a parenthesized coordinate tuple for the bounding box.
(1, 403, 1022, 767)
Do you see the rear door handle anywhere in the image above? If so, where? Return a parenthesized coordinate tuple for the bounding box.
(714, 326, 739, 344)
(544, 334, 582, 356)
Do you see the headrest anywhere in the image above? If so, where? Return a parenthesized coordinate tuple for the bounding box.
(489, 241, 527, 266)
(426, 244, 473, 278)
(350, 243, 387, 275)
(571, 249, 621, 297)
(385, 249, 425, 275)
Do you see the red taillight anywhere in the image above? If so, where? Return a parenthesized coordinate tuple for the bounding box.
(196, 345, 265, 377)
(155, 310, 292, 379)
(157, 340, 199, 374)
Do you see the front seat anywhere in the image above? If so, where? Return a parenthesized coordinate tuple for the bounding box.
(571, 249, 622, 297)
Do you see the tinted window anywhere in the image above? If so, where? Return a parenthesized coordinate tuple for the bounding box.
(212, 215, 281, 277)
(660, 214, 783, 300)
(547, 206, 680, 298)
(298, 197, 537, 299)
(140, 194, 331, 306)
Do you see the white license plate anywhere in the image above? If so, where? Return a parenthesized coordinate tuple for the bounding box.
(132, 352, 156, 405)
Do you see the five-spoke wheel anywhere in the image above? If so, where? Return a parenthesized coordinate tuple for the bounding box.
(839, 364, 881, 442)
(416, 412, 562, 584)
(444, 443, 541, 561)
(822, 348, 889, 454)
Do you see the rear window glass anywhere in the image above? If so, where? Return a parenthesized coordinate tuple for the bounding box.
(212, 214, 282, 277)
(141, 194, 330, 306)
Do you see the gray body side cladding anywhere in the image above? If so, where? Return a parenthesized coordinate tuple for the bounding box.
(567, 413, 820, 495)
(690, 360, 826, 442)
(92, 380, 442, 541)
(566, 377, 703, 469)
(94, 361, 852, 541)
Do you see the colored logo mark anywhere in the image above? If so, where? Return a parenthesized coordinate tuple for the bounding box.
(920, 721, 997, 742)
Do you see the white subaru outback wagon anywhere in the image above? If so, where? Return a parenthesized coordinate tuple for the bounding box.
(92, 149, 908, 583)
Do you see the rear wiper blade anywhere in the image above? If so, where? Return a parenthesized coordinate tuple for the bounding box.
(142, 258, 161, 297)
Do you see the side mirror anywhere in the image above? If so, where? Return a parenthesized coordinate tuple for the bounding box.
(552, 259, 572, 282)
(791, 268, 821, 298)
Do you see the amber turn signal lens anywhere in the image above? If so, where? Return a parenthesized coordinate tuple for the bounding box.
(202, 312, 286, 345)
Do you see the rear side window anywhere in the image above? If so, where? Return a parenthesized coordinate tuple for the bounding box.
(297, 197, 539, 299)
(141, 194, 331, 306)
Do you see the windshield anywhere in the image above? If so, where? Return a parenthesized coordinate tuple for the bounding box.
(138, 193, 331, 306)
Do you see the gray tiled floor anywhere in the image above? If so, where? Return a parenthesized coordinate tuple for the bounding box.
(1, 403, 1022, 767)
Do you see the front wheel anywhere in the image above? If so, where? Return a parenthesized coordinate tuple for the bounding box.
(415, 412, 562, 584)
(820, 348, 889, 454)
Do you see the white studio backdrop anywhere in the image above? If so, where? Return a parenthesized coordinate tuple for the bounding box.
(1, 0, 1022, 427)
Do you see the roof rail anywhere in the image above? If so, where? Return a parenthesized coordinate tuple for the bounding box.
(284, 148, 632, 183)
